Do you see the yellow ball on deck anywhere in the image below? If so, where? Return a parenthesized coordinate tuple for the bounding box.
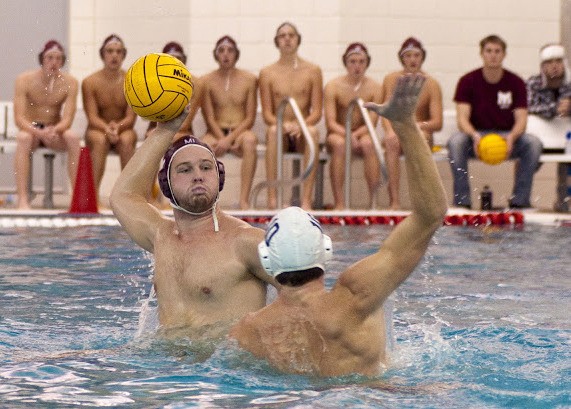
(124, 53, 193, 122)
(478, 133, 508, 165)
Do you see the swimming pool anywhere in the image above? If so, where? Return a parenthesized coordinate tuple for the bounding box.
(0, 222, 569, 408)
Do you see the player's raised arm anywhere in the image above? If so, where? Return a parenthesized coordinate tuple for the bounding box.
(338, 74, 448, 313)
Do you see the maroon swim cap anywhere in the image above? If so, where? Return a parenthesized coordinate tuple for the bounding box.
(398, 37, 426, 62)
(158, 136, 225, 204)
(342, 42, 371, 67)
(163, 41, 187, 64)
(38, 40, 66, 66)
(213, 35, 240, 61)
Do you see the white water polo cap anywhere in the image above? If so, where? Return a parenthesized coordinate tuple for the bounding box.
(258, 207, 332, 277)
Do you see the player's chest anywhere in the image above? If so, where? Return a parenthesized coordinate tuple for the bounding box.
(212, 83, 248, 105)
(28, 85, 68, 106)
(94, 85, 126, 106)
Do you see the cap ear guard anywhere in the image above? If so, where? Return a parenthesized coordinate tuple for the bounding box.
(258, 240, 272, 274)
(322, 234, 333, 262)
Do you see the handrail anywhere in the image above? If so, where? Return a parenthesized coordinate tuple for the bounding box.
(250, 97, 316, 208)
(344, 97, 387, 209)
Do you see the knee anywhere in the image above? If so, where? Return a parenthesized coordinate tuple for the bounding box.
(63, 130, 80, 146)
(16, 131, 33, 147)
(446, 132, 469, 155)
(327, 135, 345, 155)
(242, 132, 258, 151)
(309, 126, 320, 143)
(119, 130, 137, 147)
(86, 131, 106, 149)
(267, 125, 277, 141)
(527, 134, 543, 156)
(360, 137, 375, 155)
(383, 134, 401, 154)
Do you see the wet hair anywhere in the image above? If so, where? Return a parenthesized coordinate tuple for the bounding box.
(213, 35, 240, 62)
(162, 41, 187, 64)
(274, 21, 302, 47)
(479, 34, 506, 53)
(276, 267, 324, 287)
(99, 34, 127, 59)
(398, 37, 426, 63)
(342, 42, 371, 67)
(38, 40, 66, 66)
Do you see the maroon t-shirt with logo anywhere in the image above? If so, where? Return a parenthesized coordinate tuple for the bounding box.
(454, 68, 527, 131)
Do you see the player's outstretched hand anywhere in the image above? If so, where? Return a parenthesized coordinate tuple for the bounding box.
(364, 74, 425, 123)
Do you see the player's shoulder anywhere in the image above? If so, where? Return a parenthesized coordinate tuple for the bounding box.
(81, 69, 103, 84)
(15, 69, 39, 84)
(60, 70, 79, 84)
(381, 70, 402, 83)
(260, 62, 279, 75)
(325, 75, 344, 88)
(363, 75, 382, 88)
(224, 213, 264, 235)
(304, 59, 323, 74)
(502, 68, 526, 84)
(420, 72, 442, 89)
(237, 68, 257, 82)
(201, 70, 217, 83)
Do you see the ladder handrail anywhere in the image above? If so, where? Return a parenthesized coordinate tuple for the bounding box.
(343, 97, 387, 209)
(250, 97, 316, 208)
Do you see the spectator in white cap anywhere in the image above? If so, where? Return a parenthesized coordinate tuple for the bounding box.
(526, 43, 571, 119)
(380, 37, 443, 210)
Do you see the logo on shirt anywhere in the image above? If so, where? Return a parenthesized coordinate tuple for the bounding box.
(497, 91, 513, 109)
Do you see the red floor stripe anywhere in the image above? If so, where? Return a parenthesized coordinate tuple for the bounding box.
(239, 212, 525, 226)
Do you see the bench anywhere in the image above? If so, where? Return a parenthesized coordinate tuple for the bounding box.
(0, 101, 331, 209)
(3, 101, 568, 211)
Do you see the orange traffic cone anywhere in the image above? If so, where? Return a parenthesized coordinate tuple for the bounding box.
(68, 147, 98, 214)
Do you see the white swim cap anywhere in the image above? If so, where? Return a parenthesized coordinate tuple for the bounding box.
(258, 207, 332, 278)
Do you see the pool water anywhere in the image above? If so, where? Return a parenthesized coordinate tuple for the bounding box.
(0, 223, 569, 408)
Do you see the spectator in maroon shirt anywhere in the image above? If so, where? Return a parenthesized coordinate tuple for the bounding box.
(447, 34, 542, 209)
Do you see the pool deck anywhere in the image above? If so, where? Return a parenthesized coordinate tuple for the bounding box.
(0, 207, 570, 227)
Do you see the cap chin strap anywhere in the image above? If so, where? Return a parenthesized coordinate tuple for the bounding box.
(171, 197, 220, 232)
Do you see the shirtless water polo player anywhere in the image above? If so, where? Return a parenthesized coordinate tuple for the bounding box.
(110, 106, 277, 339)
(230, 74, 448, 376)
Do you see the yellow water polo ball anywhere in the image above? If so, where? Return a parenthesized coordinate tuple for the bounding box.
(478, 133, 508, 165)
(124, 53, 193, 122)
